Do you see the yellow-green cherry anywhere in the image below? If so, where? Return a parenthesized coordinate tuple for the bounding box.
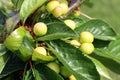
(59, 3, 68, 14)
(46, 0, 59, 13)
(69, 75, 77, 80)
(34, 47, 47, 56)
(60, 66, 71, 78)
(33, 22, 47, 36)
(79, 31, 94, 43)
(80, 43, 94, 54)
(70, 40, 81, 47)
(47, 62, 60, 73)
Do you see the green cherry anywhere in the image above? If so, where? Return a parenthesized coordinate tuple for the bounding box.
(70, 40, 81, 47)
(46, 0, 59, 13)
(34, 47, 47, 56)
(59, 3, 68, 14)
(47, 62, 60, 73)
(72, 10, 81, 17)
(60, 66, 71, 78)
(69, 75, 76, 80)
(79, 31, 94, 43)
(80, 43, 94, 54)
(33, 22, 47, 36)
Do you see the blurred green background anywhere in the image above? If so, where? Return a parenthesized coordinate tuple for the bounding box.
(81, 0, 120, 35)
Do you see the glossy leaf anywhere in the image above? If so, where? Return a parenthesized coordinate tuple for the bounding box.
(32, 51, 56, 62)
(107, 38, 120, 62)
(20, 0, 48, 22)
(75, 19, 116, 41)
(11, 0, 24, 10)
(34, 63, 64, 80)
(37, 22, 76, 41)
(91, 52, 120, 75)
(94, 48, 120, 64)
(0, 54, 25, 79)
(87, 56, 111, 80)
(5, 14, 20, 34)
(93, 39, 110, 48)
(47, 40, 100, 80)
(24, 69, 34, 80)
(17, 31, 34, 61)
(0, 44, 10, 74)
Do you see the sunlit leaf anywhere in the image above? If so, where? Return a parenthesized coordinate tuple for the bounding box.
(47, 40, 100, 80)
(75, 19, 116, 41)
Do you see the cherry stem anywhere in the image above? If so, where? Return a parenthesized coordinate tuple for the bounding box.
(80, 12, 95, 20)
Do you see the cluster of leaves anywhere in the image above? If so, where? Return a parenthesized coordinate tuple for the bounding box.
(0, 0, 120, 80)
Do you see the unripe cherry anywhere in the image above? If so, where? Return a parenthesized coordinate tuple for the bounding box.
(70, 40, 81, 47)
(72, 10, 81, 17)
(79, 31, 94, 43)
(46, 0, 59, 13)
(53, 6, 62, 17)
(59, 3, 68, 15)
(33, 22, 47, 36)
(34, 47, 47, 56)
(80, 43, 94, 54)
(69, 75, 76, 80)
(47, 62, 60, 73)
(60, 66, 71, 78)
(64, 19, 76, 30)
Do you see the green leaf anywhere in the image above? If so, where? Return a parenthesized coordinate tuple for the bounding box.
(4, 27, 26, 51)
(32, 50, 56, 62)
(0, 24, 3, 36)
(87, 56, 111, 80)
(32, 67, 42, 80)
(34, 63, 64, 80)
(37, 22, 76, 41)
(94, 48, 120, 64)
(0, 54, 25, 79)
(47, 40, 100, 80)
(17, 31, 35, 61)
(5, 14, 20, 34)
(107, 38, 120, 62)
(24, 69, 34, 80)
(11, 0, 24, 10)
(75, 19, 116, 41)
(20, 0, 48, 22)
(0, 44, 10, 74)
(91, 52, 120, 75)
(93, 39, 110, 48)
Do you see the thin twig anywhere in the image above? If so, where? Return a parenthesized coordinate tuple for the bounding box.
(61, 0, 85, 18)
(80, 12, 95, 20)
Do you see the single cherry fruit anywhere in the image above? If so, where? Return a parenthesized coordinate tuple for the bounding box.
(80, 43, 94, 54)
(64, 20, 76, 30)
(59, 3, 68, 15)
(33, 22, 47, 36)
(69, 75, 76, 80)
(47, 62, 60, 73)
(46, 0, 59, 13)
(72, 10, 81, 17)
(53, 6, 62, 17)
(70, 40, 81, 47)
(34, 47, 47, 56)
(60, 66, 71, 78)
(79, 31, 94, 43)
